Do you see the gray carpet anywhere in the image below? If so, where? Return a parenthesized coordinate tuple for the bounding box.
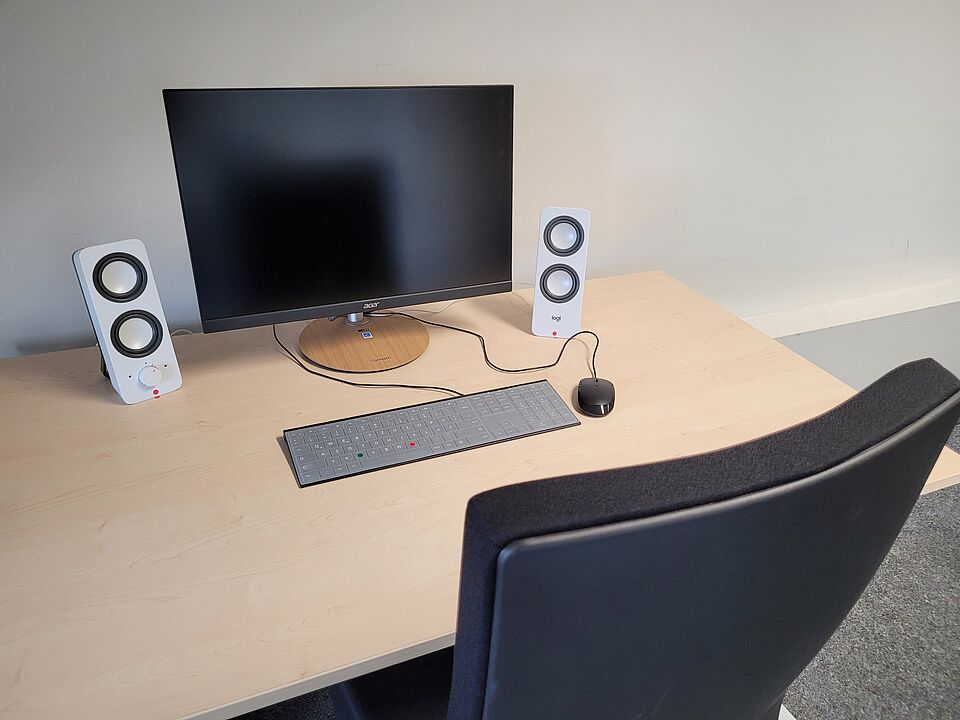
(784, 428, 960, 720)
(235, 689, 332, 720)
(239, 427, 960, 720)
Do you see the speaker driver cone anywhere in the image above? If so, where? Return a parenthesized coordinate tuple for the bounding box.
(540, 264, 579, 303)
(111, 310, 163, 358)
(543, 216, 584, 256)
(93, 252, 147, 302)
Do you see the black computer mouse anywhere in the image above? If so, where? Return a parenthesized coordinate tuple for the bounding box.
(576, 377, 615, 417)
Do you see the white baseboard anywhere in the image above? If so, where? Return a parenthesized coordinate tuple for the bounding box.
(743, 278, 960, 338)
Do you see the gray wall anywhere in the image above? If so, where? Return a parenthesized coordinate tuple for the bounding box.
(2, 0, 960, 357)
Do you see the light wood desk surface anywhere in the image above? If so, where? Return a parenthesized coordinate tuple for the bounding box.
(2, 271, 958, 720)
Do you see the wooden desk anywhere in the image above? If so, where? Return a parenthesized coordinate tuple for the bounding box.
(2, 271, 958, 719)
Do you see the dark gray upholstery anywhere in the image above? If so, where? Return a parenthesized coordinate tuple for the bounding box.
(328, 358, 960, 720)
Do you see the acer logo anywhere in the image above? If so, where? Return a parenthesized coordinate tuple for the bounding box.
(363, 301, 380, 309)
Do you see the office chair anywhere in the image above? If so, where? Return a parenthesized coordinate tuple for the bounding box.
(327, 358, 960, 720)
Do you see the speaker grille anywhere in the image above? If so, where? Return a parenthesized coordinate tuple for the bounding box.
(93, 252, 147, 302)
(543, 216, 584, 256)
(539, 264, 580, 303)
(110, 310, 163, 358)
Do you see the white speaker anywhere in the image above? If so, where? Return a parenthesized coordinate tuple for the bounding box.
(532, 206, 591, 338)
(73, 239, 182, 404)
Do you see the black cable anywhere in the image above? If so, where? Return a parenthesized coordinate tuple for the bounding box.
(272, 324, 464, 397)
(371, 311, 600, 380)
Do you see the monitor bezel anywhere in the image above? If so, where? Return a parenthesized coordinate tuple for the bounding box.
(163, 84, 514, 334)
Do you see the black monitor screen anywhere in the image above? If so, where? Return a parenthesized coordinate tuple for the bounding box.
(163, 85, 513, 332)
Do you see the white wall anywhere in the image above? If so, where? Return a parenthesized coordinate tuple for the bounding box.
(2, 0, 959, 357)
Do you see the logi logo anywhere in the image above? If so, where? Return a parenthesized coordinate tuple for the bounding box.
(551, 315, 562, 322)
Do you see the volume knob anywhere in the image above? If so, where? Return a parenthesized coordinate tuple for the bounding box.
(138, 365, 162, 388)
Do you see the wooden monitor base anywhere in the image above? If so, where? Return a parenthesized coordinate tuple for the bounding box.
(298, 314, 429, 372)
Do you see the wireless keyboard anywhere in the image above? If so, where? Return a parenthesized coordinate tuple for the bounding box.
(284, 380, 580, 487)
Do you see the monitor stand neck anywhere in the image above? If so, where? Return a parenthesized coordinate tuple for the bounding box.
(298, 312, 429, 373)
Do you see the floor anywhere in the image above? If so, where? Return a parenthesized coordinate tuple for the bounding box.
(784, 468, 960, 718)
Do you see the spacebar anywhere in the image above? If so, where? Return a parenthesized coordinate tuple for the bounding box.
(362, 449, 430, 470)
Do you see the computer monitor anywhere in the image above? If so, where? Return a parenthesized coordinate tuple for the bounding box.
(163, 85, 514, 372)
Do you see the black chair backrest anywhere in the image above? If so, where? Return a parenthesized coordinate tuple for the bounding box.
(447, 359, 960, 720)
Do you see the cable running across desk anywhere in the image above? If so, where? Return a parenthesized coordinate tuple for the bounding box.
(273, 315, 601, 396)
(371, 311, 601, 380)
